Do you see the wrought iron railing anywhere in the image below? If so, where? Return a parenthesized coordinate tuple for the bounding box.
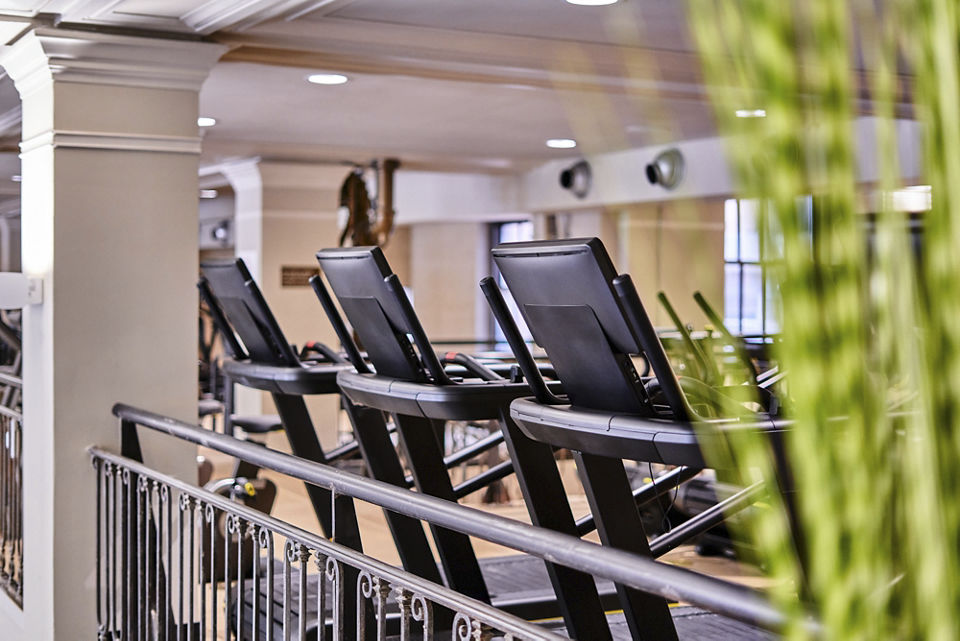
(0, 388, 21, 607)
(92, 403, 795, 640)
(92, 449, 563, 641)
(0, 277, 28, 611)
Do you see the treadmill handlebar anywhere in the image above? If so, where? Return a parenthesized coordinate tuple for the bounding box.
(441, 351, 505, 382)
(242, 278, 300, 366)
(612, 274, 694, 422)
(693, 291, 736, 342)
(309, 274, 371, 374)
(658, 291, 720, 385)
(383, 273, 454, 385)
(480, 276, 565, 406)
(300, 340, 347, 364)
(693, 291, 759, 386)
(197, 276, 248, 360)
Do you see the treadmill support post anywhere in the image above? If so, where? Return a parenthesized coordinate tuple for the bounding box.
(497, 408, 614, 641)
(575, 451, 680, 641)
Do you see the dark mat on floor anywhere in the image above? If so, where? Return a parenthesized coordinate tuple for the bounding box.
(541, 606, 778, 640)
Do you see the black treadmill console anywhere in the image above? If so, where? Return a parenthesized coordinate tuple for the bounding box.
(200, 259, 299, 367)
(492, 238, 679, 416)
(316, 247, 428, 382)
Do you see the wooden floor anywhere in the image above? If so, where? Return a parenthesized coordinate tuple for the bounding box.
(199, 428, 771, 593)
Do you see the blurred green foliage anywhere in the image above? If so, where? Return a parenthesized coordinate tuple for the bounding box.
(687, 0, 960, 638)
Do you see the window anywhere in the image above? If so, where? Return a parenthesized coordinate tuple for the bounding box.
(489, 221, 535, 344)
(723, 199, 785, 335)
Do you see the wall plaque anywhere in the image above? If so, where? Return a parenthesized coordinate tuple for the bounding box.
(281, 265, 320, 288)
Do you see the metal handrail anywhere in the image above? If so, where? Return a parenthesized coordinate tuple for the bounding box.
(0, 371, 21, 390)
(0, 403, 20, 421)
(111, 402, 805, 633)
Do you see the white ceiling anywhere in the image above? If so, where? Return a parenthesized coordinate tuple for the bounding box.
(0, 0, 716, 173)
(198, 61, 715, 170)
(320, 0, 696, 51)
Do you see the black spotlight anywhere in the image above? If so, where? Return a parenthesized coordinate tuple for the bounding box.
(559, 159, 592, 199)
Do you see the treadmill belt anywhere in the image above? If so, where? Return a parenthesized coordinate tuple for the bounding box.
(236, 559, 760, 641)
(480, 553, 619, 620)
(484, 553, 551, 597)
(540, 607, 778, 640)
(237, 554, 620, 640)
(671, 607, 778, 640)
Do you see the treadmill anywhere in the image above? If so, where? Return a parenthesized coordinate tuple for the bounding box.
(316, 246, 632, 640)
(202, 259, 518, 639)
(201, 259, 424, 640)
(488, 237, 786, 640)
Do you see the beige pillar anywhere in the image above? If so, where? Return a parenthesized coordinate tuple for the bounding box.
(0, 27, 225, 640)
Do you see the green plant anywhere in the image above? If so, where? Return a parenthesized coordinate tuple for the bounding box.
(688, 1, 960, 638)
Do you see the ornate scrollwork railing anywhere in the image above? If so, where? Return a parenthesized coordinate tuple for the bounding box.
(0, 404, 21, 608)
(91, 448, 562, 640)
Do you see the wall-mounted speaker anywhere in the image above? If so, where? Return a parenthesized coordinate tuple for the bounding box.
(645, 148, 684, 190)
(559, 160, 592, 199)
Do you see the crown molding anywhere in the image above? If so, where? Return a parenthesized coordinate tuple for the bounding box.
(0, 0, 362, 34)
(20, 129, 201, 155)
(0, 28, 227, 99)
(216, 157, 264, 205)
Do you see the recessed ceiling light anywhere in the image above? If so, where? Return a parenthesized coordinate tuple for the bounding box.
(197, 117, 217, 127)
(502, 83, 538, 91)
(566, 0, 619, 5)
(307, 73, 349, 85)
(199, 189, 218, 199)
(546, 138, 577, 149)
(735, 109, 766, 118)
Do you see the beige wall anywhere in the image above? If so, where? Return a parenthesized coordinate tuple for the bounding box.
(618, 198, 726, 327)
(533, 209, 620, 264)
(409, 221, 488, 341)
(383, 224, 412, 285)
(261, 217, 340, 350)
(403, 210, 624, 343)
(403, 212, 623, 343)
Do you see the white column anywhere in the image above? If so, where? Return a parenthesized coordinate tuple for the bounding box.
(219, 158, 266, 416)
(0, 27, 225, 640)
(222, 158, 265, 283)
